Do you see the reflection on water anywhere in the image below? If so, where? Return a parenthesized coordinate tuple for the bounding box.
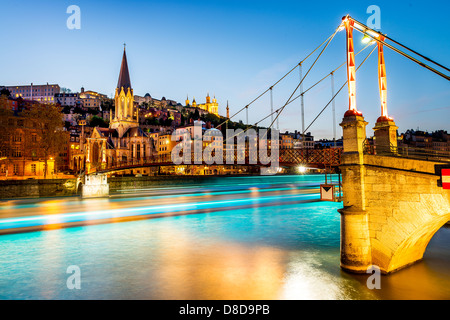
(0, 175, 448, 300)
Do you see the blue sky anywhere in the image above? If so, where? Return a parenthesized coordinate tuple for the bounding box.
(1, 0, 449, 139)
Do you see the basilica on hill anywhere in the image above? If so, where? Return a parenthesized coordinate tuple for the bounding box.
(83, 47, 153, 172)
(185, 94, 219, 116)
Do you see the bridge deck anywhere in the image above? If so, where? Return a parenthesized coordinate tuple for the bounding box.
(90, 148, 343, 174)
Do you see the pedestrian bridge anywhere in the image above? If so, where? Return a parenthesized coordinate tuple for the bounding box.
(90, 148, 342, 175)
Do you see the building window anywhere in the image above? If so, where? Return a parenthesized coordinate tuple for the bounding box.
(31, 164, 37, 174)
(13, 135, 22, 142)
(32, 134, 37, 143)
(13, 164, 19, 174)
(12, 147, 22, 157)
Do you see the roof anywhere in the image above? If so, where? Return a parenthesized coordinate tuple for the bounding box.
(95, 127, 119, 139)
(122, 126, 148, 138)
(117, 49, 132, 90)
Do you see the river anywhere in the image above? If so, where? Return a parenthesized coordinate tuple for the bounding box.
(0, 175, 448, 299)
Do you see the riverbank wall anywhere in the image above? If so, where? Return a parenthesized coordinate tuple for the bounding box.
(0, 179, 78, 199)
(0, 175, 258, 199)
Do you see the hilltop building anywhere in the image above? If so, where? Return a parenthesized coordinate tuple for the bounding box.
(2, 83, 60, 103)
(186, 94, 219, 116)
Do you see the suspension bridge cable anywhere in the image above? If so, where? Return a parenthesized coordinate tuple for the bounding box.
(259, 42, 373, 122)
(250, 43, 376, 130)
(270, 88, 274, 124)
(227, 26, 343, 142)
(350, 17, 450, 74)
(267, 26, 341, 131)
(301, 45, 377, 136)
(216, 32, 336, 129)
(371, 33, 450, 81)
(225, 26, 376, 143)
(331, 71, 336, 147)
(384, 34, 450, 73)
(348, 18, 450, 81)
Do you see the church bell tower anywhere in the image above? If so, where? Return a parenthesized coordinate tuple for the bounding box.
(110, 45, 138, 136)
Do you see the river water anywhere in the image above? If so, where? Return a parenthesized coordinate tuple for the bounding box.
(0, 175, 448, 300)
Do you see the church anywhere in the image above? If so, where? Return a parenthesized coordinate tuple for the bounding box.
(84, 47, 154, 172)
(185, 94, 219, 116)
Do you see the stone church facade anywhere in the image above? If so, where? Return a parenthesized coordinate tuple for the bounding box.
(84, 47, 155, 173)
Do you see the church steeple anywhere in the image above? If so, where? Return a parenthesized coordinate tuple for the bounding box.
(117, 46, 132, 91)
(110, 45, 137, 136)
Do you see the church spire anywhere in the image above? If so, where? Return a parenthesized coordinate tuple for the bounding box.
(117, 46, 131, 90)
(111, 46, 137, 135)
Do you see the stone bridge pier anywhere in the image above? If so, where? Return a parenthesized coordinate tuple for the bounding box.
(339, 114, 450, 274)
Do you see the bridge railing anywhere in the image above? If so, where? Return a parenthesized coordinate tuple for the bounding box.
(92, 148, 343, 173)
(279, 148, 342, 166)
(363, 141, 450, 163)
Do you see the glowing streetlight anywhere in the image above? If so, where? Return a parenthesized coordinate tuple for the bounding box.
(297, 166, 307, 174)
(362, 34, 376, 45)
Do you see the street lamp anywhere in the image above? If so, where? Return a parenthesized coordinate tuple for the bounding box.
(362, 34, 376, 45)
(297, 166, 307, 174)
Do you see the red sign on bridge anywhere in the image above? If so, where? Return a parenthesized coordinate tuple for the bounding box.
(443, 169, 450, 189)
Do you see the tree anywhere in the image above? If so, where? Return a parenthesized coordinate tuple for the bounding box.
(200, 113, 221, 127)
(193, 109, 200, 120)
(89, 115, 108, 128)
(22, 103, 69, 178)
(0, 88, 11, 97)
(100, 98, 114, 112)
(144, 117, 159, 126)
(73, 106, 86, 115)
(86, 108, 100, 116)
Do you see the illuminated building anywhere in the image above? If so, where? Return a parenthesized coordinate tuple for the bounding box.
(3, 83, 60, 103)
(186, 93, 219, 116)
(0, 114, 55, 179)
(157, 132, 177, 155)
(280, 133, 294, 149)
(78, 87, 108, 109)
(55, 92, 78, 106)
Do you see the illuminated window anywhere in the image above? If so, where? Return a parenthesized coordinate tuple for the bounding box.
(31, 164, 36, 174)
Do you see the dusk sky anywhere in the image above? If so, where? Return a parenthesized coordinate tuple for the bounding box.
(1, 0, 449, 139)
